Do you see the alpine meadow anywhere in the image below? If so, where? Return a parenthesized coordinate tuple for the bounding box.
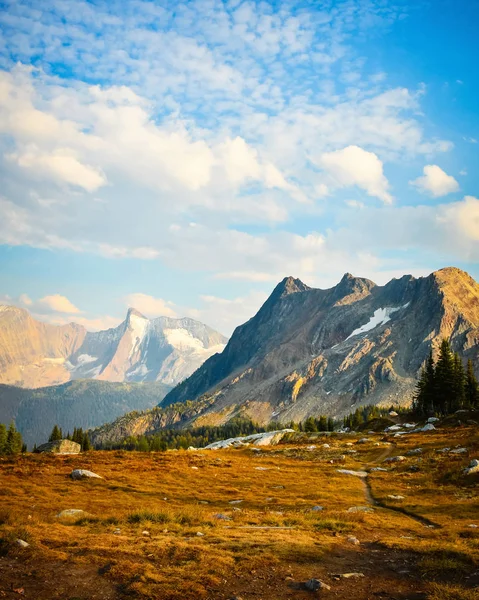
(0, 1, 478, 599)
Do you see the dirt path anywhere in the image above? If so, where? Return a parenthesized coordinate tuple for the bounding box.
(360, 444, 440, 529)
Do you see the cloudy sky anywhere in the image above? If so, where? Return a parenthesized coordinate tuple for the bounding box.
(0, 0, 478, 336)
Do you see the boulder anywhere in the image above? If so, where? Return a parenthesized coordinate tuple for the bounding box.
(384, 456, 406, 463)
(37, 439, 81, 455)
(57, 509, 88, 518)
(450, 448, 467, 454)
(347, 536, 360, 545)
(421, 423, 436, 432)
(348, 506, 374, 513)
(16, 539, 29, 548)
(464, 459, 479, 476)
(337, 469, 368, 478)
(427, 417, 439, 423)
(305, 579, 331, 591)
(71, 469, 103, 480)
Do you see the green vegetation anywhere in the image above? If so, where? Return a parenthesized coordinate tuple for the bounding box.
(0, 421, 24, 455)
(342, 404, 405, 429)
(413, 339, 479, 416)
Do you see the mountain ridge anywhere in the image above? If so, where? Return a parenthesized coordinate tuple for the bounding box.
(0, 306, 227, 389)
(161, 267, 479, 425)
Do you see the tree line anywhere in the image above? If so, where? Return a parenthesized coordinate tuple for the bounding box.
(413, 339, 479, 417)
(0, 422, 25, 455)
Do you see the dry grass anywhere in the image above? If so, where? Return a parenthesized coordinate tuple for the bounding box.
(0, 425, 478, 599)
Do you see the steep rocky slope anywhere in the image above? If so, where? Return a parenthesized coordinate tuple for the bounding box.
(0, 380, 171, 447)
(162, 267, 479, 425)
(0, 306, 227, 388)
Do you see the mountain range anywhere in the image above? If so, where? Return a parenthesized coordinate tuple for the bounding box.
(91, 267, 479, 446)
(2, 267, 479, 447)
(0, 306, 227, 388)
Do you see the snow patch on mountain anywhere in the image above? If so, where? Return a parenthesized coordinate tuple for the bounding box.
(164, 328, 206, 351)
(76, 354, 98, 365)
(346, 304, 409, 340)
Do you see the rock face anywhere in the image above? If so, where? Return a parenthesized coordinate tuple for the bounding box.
(163, 267, 479, 424)
(0, 306, 227, 389)
(36, 439, 81, 454)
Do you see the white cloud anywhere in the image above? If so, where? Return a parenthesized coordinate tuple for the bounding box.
(8, 147, 106, 191)
(37, 294, 81, 314)
(410, 165, 459, 198)
(125, 293, 177, 318)
(319, 145, 393, 204)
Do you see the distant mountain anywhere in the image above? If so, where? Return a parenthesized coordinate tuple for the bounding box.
(0, 306, 227, 388)
(0, 379, 172, 447)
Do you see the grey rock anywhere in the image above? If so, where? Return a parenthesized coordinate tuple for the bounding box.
(450, 448, 467, 454)
(464, 459, 479, 476)
(213, 513, 232, 520)
(347, 536, 360, 545)
(305, 579, 331, 591)
(384, 456, 406, 463)
(348, 506, 374, 513)
(16, 539, 29, 548)
(311, 506, 324, 512)
(337, 469, 368, 478)
(71, 469, 103, 480)
(57, 509, 88, 518)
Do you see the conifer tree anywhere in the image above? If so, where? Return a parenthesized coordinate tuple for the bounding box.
(435, 339, 456, 415)
(49, 424, 63, 442)
(0, 423, 6, 454)
(465, 359, 479, 408)
(82, 432, 92, 452)
(413, 350, 436, 416)
(451, 352, 466, 412)
(5, 422, 23, 455)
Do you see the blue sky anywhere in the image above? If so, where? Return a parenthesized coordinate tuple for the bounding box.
(0, 0, 478, 335)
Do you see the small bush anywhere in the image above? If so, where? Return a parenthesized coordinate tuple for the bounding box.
(127, 510, 171, 524)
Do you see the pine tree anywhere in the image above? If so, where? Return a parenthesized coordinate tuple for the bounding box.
(82, 433, 92, 452)
(5, 422, 23, 455)
(49, 424, 63, 442)
(327, 417, 335, 432)
(304, 417, 317, 432)
(435, 339, 456, 415)
(413, 350, 436, 416)
(451, 352, 466, 412)
(465, 359, 479, 408)
(0, 423, 6, 455)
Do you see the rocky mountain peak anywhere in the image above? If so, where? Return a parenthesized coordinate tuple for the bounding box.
(332, 272, 376, 304)
(126, 307, 147, 322)
(272, 276, 310, 299)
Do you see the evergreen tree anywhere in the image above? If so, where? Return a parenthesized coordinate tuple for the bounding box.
(5, 422, 23, 455)
(0, 423, 6, 454)
(435, 340, 456, 415)
(451, 352, 466, 412)
(82, 432, 92, 452)
(413, 350, 436, 416)
(49, 424, 63, 442)
(327, 417, 335, 432)
(465, 360, 479, 408)
(304, 417, 317, 432)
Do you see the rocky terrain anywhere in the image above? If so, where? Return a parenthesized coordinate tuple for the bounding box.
(0, 306, 227, 388)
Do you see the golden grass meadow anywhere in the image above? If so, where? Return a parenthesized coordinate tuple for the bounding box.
(0, 424, 478, 600)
